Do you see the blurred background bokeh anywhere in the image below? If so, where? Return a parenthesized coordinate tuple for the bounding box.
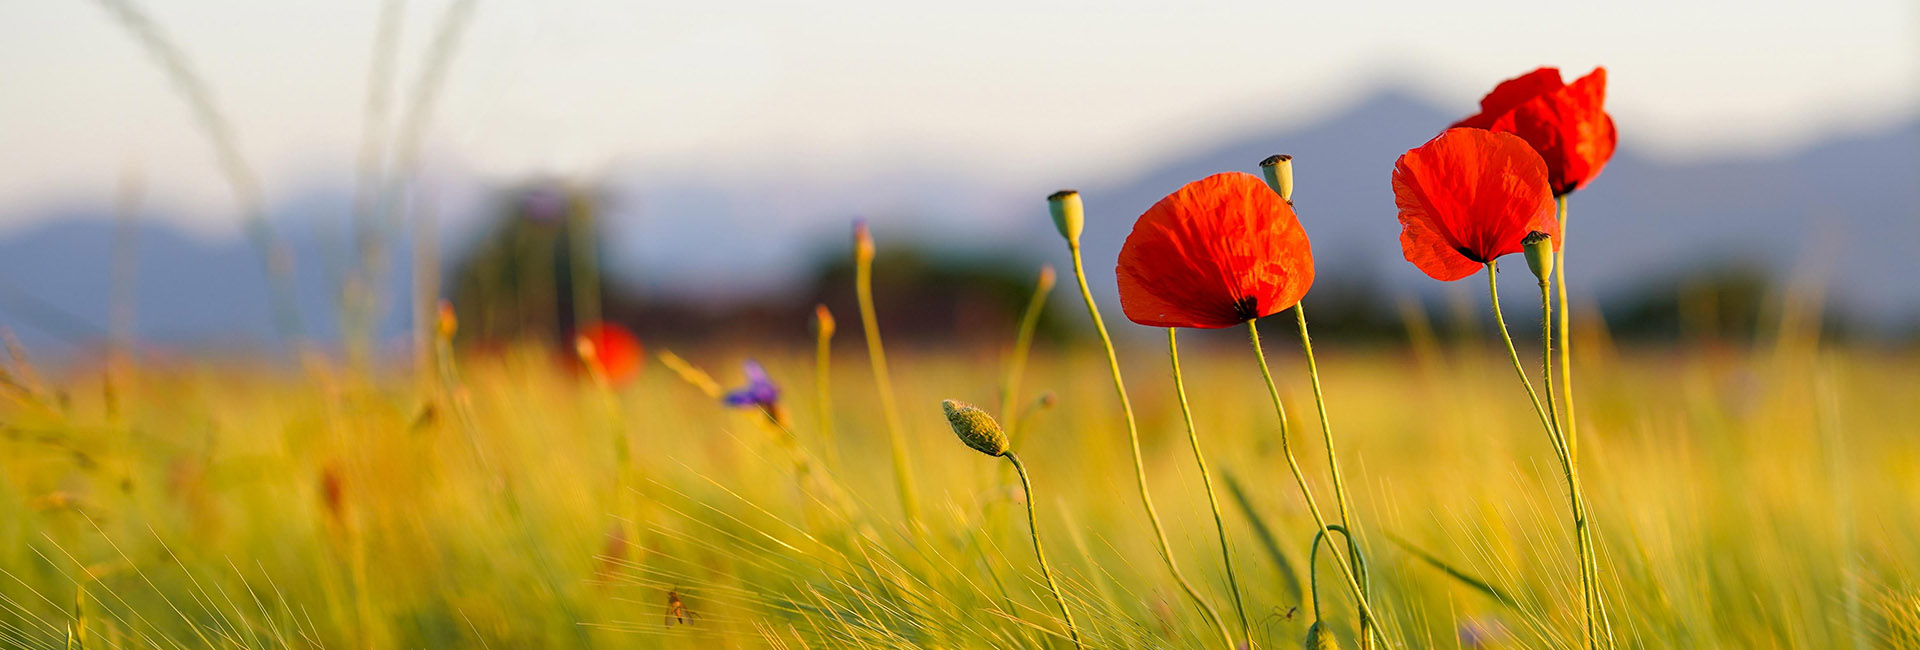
(1, 0, 1915, 357)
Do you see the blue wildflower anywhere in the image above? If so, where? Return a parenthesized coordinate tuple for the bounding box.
(722, 360, 780, 411)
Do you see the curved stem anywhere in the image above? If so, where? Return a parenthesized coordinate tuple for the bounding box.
(856, 243, 920, 523)
(1309, 525, 1368, 624)
(1168, 328, 1250, 643)
(1294, 304, 1374, 646)
(1555, 195, 1577, 463)
(1249, 319, 1385, 648)
(1006, 452, 1083, 650)
(1066, 242, 1232, 650)
(1487, 263, 1595, 649)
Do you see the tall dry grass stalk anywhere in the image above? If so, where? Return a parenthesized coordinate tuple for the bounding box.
(853, 221, 922, 524)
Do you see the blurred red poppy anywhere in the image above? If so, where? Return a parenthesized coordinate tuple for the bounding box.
(1117, 172, 1314, 329)
(1393, 128, 1558, 281)
(577, 322, 643, 385)
(1454, 67, 1616, 196)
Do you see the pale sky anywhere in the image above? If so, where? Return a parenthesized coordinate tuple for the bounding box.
(1, 0, 1914, 235)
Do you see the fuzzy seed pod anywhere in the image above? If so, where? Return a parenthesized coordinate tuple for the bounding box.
(1305, 621, 1339, 650)
(1047, 190, 1084, 245)
(1522, 230, 1555, 282)
(942, 400, 1008, 457)
(1261, 154, 1295, 203)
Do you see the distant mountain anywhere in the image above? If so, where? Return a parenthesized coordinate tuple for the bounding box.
(0, 88, 1913, 352)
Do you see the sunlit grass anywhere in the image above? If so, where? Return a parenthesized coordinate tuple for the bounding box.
(0, 332, 1914, 648)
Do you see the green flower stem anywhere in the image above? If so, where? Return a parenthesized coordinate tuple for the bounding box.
(1168, 328, 1250, 644)
(1248, 318, 1385, 648)
(1006, 451, 1083, 650)
(1486, 263, 1598, 649)
(1294, 304, 1377, 646)
(1554, 195, 1577, 462)
(814, 317, 841, 473)
(1065, 241, 1232, 650)
(1002, 267, 1052, 440)
(856, 242, 921, 524)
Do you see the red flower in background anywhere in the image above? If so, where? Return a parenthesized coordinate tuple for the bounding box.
(1393, 128, 1558, 281)
(1117, 172, 1314, 329)
(577, 322, 643, 385)
(1454, 67, 1616, 196)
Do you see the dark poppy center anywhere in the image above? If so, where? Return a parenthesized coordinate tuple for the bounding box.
(1231, 296, 1260, 321)
(1455, 246, 1488, 263)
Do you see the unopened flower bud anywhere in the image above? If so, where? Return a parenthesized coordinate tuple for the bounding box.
(942, 399, 1008, 457)
(1304, 621, 1339, 650)
(1047, 190, 1084, 245)
(812, 304, 836, 339)
(853, 219, 875, 262)
(1260, 154, 1295, 203)
(436, 299, 458, 339)
(1522, 231, 1554, 283)
(1037, 265, 1057, 293)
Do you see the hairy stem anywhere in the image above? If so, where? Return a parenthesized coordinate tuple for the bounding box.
(1249, 319, 1385, 647)
(1065, 242, 1232, 650)
(1168, 328, 1250, 643)
(1006, 452, 1083, 650)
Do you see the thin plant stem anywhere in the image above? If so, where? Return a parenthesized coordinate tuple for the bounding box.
(1293, 303, 1375, 646)
(1486, 263, 1598, 650)
(1555, 195, 1577, 462)
(1541, 278, 1563, 445)
(1005, 451, 1083, 650)
(1064, 242, 1232, 650)
(856, 238, 921, 523)
(814, 315, 842, 473)
(1168, 328, 1251, 644)
(1248, 319, 1385, 648)
(1002, 267, 1054, 440)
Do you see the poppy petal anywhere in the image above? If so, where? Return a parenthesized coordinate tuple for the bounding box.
(1480, 67, 1615, 195)
(1453, 68, 1564, 130)
(1393, 129, 1557, 280)
(1117, 172, 1314, 329)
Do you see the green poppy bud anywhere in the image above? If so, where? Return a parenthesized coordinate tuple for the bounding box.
(1522, 230, 1555, 283)
(942, 399, 1008, 457)
(1260, 154, 1295, 203)
(1047, 190, 1084, 245)
(812, 304, 836, 340)
(1304, 621, 1339, 650)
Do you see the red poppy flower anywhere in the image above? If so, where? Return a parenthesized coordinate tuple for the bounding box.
(1393, 128, 1558, 281)
(577, 322, 643, 385)
(1117, 172, 1314, 329)
(1454, 67, 1616, 196)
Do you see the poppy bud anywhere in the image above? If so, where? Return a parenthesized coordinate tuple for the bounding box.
(1047, 190, 1084, 245)
(1037, 264, 1057, 293)
(1260, 154, 1295, 203)
(853, 219, 875, 262)
(1304, 622, 1339, 650)
(942, 399, 1008, 457)
(574, 335, 598, 364)
(436, 299, 458, 340)
(1521, 231, 1554, 283)
(812, 304, 836, 339)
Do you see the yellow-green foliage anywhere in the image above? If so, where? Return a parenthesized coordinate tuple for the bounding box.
(0, 336, 1915, 648)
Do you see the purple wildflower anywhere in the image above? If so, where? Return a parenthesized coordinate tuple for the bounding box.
(722, 360, 780, 411)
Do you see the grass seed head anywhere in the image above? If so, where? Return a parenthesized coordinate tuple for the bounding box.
(942, 399, 1008, 457)
(853, 219, 875, 261)
(436, 299, 458, 340)
(1047, 190, 1084, 245)
(812, 304, 836, 339)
